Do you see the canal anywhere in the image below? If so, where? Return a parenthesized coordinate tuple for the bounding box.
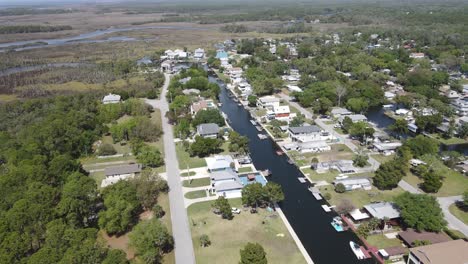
(215, 79, 376, 264)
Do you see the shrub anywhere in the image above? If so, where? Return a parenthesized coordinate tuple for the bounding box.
(153, 204, 165, 218)
(335, 183, 346, 193)
(98, 143, 117, 156)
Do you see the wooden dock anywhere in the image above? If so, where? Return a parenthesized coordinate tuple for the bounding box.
(298, 177, 307, 183)
(308, 187, 322, 200)
(321, 205, 332, 212)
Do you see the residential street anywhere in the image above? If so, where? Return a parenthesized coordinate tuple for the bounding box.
(149, 73, 196, 264)
(278, 92, 468, 237)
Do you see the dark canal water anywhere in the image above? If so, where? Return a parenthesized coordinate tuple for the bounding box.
(215, 78, 376, 264)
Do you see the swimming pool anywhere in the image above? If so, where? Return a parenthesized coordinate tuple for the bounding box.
(238, 172, 268, 186)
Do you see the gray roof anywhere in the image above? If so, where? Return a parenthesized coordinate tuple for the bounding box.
(215, 180, 243, 191)
(197, 123, 220, 135)
(364, 202, 400, 219)
(105, 164, 141, 176)
(334, 177, 370, 186)
(211, 169, 238, 181)
(331, 107, 352, 115)
(289, 125, 321, 134)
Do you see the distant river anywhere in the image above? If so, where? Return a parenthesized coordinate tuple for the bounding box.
(0, 25, 207, 52)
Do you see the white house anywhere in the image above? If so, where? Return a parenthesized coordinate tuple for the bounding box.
(193, 48, 205, 59)
(288, 125, 322, 143)
(286, 85, 303, 93)
(101, 164, 142, 188)
(205, 155, 234, 172)
(331, 107, 352, 118)
(333, 177, 372, 191)
(102, 93, 121, 104)
(451, 97, 468, 116)
(339, 114, 368, 124)
(257, 96, 280, 109)
(210, 169, 243, 198)
(267, 105, 292, 122)
(298, 141, 331, 153)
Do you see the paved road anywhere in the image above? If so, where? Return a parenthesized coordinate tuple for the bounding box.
(279, 93, 468, 237)
(151, 74, 196, 264)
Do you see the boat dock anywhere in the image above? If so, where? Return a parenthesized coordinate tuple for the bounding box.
(308, 187, 322, 200)
(255, 125, 263, 131)
(298, 177, 307, 183)
(250, 120, 256, 125)
(321, 205, 332, 212)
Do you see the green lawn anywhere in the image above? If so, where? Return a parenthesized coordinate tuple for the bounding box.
(319, 186, 405, 208)
(175, 142, 207, 169)
(430, 133, 468, 145)
(181, 171, 197, 177)
(187, 199, 306, 264)
(366, 234, 404, 249)
(404, 168, 468, 197)
(371, 154, 395, 164)
(185, 190, 208, 199)
(238, 167, 253, 173)
(449, 204, 468, 225)
(182, 177, 211, 188)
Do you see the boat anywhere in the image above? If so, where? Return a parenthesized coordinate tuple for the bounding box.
(331, 216, 345, 232)
(262, 169, 272, 176)
(349, 241, 366, 260)
(255, 126, 263, 131)
(287, 159, 294, 165)
(237, 102, 242, 106)
(250, 120, 257, 125)
(276, 150, 284, 156)
(258, 134, 268, 140)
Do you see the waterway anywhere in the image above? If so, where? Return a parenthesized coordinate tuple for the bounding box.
(0, 25, 207, 52)
(214, 77, 376, 264)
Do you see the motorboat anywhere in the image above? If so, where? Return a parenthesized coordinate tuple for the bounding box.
(349, 241, 366, 260)
(331, 216, 344, 232)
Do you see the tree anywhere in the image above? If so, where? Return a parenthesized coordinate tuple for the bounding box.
(353, 151, 369, 168)
(373, 159, 406, 190)
(190, 136, 222, 157)
(102, 249, 128, 264)
(174, 118, 191, 139)
(289, 115, 305, 127)
(98, 181, 141, 235)
(131, 169, 168, 210)
(335, 183, 346, 193)
(98, 143, 117, 156)
(241, 183, 266, 207)
(335, 199, 355, 215)
(395, 192, 447, 232)
(153, 204, 165, 218)
(212, 196, 233, 219)
(199, 234, 211, 247)
(346, 98, 369, 113)
(248, 95, 257, 107)
(129, 218, 174, 264)
(458, 123, 468, 139)
(404, 135, 439, 157)
(420, 170, 443, 193)
(349, 121, 374, 141)
(240, 243, 267, 264)
(389, 119, 408, 137)
(341, 116, 353, 132)
(192, 109, 225, 127)
(264, 182, 284, 206)
(228, 131, 249, 154)
(335, 84, 347, 107)
(137, 146, 164, 168)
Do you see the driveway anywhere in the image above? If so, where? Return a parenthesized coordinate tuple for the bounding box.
(155, 73, 196, 264)
(437, 196, 468, 237)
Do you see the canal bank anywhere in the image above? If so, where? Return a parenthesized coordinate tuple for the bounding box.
(215, 79, 376, 264)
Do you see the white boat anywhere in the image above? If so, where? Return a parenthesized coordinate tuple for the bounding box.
(250, 120, 257, 125)
(349, 241, 366, 260)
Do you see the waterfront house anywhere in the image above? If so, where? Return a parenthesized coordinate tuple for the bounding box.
(339, 114, 368, 124)
(193, 48, 205, 59)
(101, 164, 142, 188)
(331, 107, 352, 118)
(257, 96, 280, 109)
(102, 93, 121, 104)
(373, 142, 403, 153)
(190, 99, 216, 115)
(313, 160, 357, 174)
(379, 246, 406, 262)
(333, 177, 372, 191)
(399, 229, 451, 247)
(286, 85, 302, 93)
(196, 123, 220, 139)
(297, 141, 331, 153)
(205, 155, 234, 172)
(407, 239, 468, 264)
(267, 105, 292, 122)
(210, 169, 243, 198)
(408, 123, 418, 133)
(288, 125, 321, 143)
(363, 202, 400, 220)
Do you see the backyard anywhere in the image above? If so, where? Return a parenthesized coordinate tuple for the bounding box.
(366, 234, 404, 249)
(449, 204, 468, 225)
(403, 169, 468, 197)
(175, 142, 207, 169)
(187, 199, 306, 264)
(182, 177, 211, 188)
(319, 186, 405, 208)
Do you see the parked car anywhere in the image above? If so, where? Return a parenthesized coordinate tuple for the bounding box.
(231, 207, 241, 214)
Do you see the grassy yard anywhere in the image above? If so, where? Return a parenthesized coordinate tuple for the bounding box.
(175, 142, 207, 169)
(371, 154, 395, 164)
(289, 143, 354, 167)
(449, 204, 468, 225)
(187, 199, 306, 264)
(404, 169, 468, 197)
(182, 177, 211, 188)
(319, 186, 406, 208)
(238, 167, 253, 173)
(430, 133, 468, 145)
(181, 171, 197, 177)
(185, 190, 208, 199)
(89, 171, 106, 188)
(366, 234, 404, 249)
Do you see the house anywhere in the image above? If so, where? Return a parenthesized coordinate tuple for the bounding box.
(297, 141, 331, 153)
(267, 105, 292, 122)
(385, 91, 396, 100)
(210, 169, 243, 198)
(286, 85, 303, 93)
(408, 122, 418, 133)
(102, 93, 121, 104)
(451, 97, 468, 116)
(339, 114, 368, 124)
(410, 159, 427, 167)
(313, 160, 358, 174)
(257, 96, 280, 109)
(333, 177, 372, 191)
(396, 108, 411, 116)
(349, 209, 370, 221)
(289, 125, 322, 143)
(407, 239, 468, 264)
(363, 202, 400, 220)
(196, 123, 220, 139)
(161, 60, 174, 72)
(101, 164, 142, 188)
(373, 142, 403, 153)
(190, 99, 216, 115)
(205, 155, 234, 172)
(379, 246, 406, 262)
(409, 53, 425, 59)
(331, 107, 352, 118)
(193, 48, 205, 59)
(399, 229, 451, 247)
